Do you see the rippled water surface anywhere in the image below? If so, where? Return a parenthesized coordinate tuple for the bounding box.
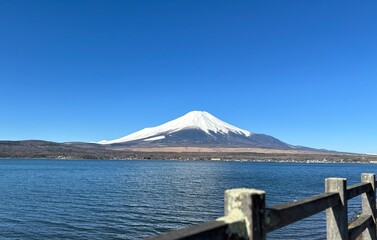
(0, 159, 375, 239)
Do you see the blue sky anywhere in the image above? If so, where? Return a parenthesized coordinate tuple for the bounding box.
(1, 0, 376, 153)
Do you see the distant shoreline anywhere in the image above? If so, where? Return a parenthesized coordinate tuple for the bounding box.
(1, 140, 375, 164)
(0, 156, 374, 164)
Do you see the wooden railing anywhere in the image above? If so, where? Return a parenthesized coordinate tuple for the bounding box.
(144, 173, 377, 240)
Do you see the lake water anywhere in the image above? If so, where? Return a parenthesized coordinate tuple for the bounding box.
(0, 159, 375, 239)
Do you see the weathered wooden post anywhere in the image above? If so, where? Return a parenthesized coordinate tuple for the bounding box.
(361, 173, 376, 240)
(325, 178, 348, 240)
(224, 188, 266, 240)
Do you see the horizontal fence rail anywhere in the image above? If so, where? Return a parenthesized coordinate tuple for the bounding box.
(264, 192, 340, 232)
(144, 173, 377, 240)
(146, 218, 247, 240)
(348, 214, 373, 240)
(346, 182, 372, 200)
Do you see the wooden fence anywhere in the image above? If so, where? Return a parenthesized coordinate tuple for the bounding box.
(145, 173, 377, 240)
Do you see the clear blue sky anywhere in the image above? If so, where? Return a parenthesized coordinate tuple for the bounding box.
(1, 0, 376, 153)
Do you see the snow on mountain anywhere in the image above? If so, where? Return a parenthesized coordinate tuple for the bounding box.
(98, 111, 252, 145)
(143, 136, 166, 142)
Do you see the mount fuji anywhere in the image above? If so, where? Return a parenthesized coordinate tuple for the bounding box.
(1, 111, 364, 160)
(98, 111, 298, 150)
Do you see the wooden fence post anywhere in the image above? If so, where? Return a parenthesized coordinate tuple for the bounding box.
(225, 188, 266, 240)
(326, 178, 348, 240)
(361, 173, 376, 240)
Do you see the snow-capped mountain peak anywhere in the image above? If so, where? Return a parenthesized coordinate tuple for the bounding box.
(98, 111, 252, 144)
(177, 111, 252, 136)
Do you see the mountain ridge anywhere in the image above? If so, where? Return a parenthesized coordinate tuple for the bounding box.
(98, 111, 252, 144)
(0, 112, 371, 162)
(98, 111, 303, 150)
